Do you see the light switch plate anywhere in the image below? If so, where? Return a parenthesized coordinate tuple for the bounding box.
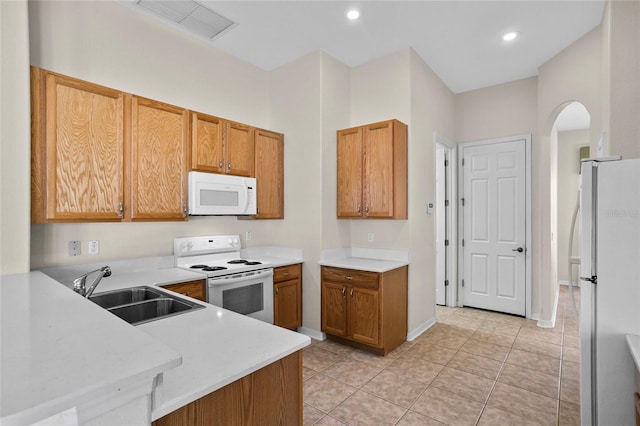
(88, 240, 99, 255)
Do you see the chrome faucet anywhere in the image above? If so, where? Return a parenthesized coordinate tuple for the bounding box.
(73, 266, 112, 298)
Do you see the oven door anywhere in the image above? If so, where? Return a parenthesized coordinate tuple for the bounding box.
(207, 269, 274, 324)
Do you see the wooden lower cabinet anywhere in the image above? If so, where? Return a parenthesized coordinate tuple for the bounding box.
(160, 279, 206, 302)
(274, 264, 302, 330)
(321, 265, 407, 356)
(153, 350, 302, 426)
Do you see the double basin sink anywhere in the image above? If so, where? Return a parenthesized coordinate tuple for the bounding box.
(89, 286, 204, 325)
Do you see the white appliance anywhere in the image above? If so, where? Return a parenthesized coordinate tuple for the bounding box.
(579, 157, 640, 425)
(174, 235, 273, 324)
(188, 171, 257, 216)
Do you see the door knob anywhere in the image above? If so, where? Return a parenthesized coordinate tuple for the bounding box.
(512, 247, 524, 253)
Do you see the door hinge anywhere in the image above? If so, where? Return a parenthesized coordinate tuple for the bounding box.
(462, 279, 465, 287)
(444, 280, 449, 287)
(461, 197, 465, 206)
(444, 239, 449, 246)
(444, 199, 449, 207)
(444, 159, 449, 167)
(462, 158, 465, 166)
(462, 239, 465, 247)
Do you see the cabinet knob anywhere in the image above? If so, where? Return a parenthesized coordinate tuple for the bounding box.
(276, 287, 279, 295)
(341, 287, 346, 298)
(117, 201, 124, 218)
(218, 160, 223, 169)
(357, 204, 361, 214)
(343, 275, 353, 280)
(350, 288, 354, 298)
(365, 204, 369, 216)
(283, 272, 290, 276)
(182, 204, 188, 217)
(227, 161, 232, 171)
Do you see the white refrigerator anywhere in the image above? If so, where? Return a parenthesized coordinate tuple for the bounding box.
(579, 157, 640, 425)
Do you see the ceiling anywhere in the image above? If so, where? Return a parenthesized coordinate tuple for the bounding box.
(127, 1, 606, 94)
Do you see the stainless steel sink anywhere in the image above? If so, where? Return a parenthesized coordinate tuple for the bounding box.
(90, 286, 164, 309)
(89, 286, 205, 325)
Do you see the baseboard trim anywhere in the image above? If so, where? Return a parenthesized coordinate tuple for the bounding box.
(297, 327, 325, 341)
(407, 318, 436, 341)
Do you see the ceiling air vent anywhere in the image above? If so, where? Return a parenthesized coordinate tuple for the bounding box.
(136, 0, 236, 39)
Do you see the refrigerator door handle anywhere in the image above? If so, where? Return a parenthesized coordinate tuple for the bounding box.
(580, 275, 598, 284)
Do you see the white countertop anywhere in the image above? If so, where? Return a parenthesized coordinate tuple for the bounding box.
(626, 334, 640, 372)
(0, 272, 182, 425)
(13, 258, 310, 423)
(319, 247, 410, 273)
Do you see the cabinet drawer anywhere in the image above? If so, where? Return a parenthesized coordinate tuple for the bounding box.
(321, 266, 378, 289)
(274, 264, 301, 283)
(161, 279, 206, 301)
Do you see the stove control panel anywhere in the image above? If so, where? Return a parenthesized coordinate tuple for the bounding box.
(174, 235, 241, 256)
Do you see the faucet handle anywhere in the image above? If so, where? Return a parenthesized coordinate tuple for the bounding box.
(102, 266, 112, 277)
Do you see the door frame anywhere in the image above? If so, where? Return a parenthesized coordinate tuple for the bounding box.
(434, 133, 457, 307)
(457, 134, 532, 318)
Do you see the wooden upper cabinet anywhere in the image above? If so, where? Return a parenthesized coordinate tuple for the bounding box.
(224, 121, 254, 177)
(254, 129, 284, 219)
(129, 96, 189, 221)
(337, 119, 407, 219)
(336, 127, 363, 217)
(190, 114, 254, 177)
(191, 112, 223, 173)
(31, 67, 125, 222)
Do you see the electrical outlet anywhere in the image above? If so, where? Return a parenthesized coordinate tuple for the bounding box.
(88, 240, 100, 255)
(367, 232, 374, 242)
(69, 240, 81, 256)
(246, 231, 252, 241)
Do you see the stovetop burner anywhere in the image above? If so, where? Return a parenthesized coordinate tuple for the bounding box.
(227, 259, 249, 264)
(202, 266, 228, 272)
(245, 261, 262, 265)
(190, 265, 209, 269)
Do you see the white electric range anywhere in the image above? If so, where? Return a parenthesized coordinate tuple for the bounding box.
(174, 235, 273, 324)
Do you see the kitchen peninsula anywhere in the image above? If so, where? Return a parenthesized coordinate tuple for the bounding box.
(1, 264, 309, 425)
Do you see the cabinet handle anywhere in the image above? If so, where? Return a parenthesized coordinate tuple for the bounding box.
(350, 288, 354, 298)
(218, 160, 223, 169)
(357, 204, 361, 214)
(276, 287, 279, 295)
(182, 204, 188, 217)
(283, 272, 290, 276)
(182, 292, 189, 296)
(341, 287, 346, 298)
(343, 275, 353, 280)
(117, 201, 124, 218)
(227, 161, 232, 171)
(365, 204, 369, 216)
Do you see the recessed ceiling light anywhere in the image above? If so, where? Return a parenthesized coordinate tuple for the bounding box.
(502, 31, 519, 41)
(346, 9, 360, 20)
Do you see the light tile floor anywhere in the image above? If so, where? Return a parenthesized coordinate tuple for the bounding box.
(303, 286, 580, 425)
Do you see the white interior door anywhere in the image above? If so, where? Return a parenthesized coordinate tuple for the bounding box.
(461, 139, 526, 315)
(435, 145, 446, 305)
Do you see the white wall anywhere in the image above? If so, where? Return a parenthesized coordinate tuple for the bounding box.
(556, 130, 589, 283)
(0, 0, 31, 275)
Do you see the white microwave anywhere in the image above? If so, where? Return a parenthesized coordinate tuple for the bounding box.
(188, 171, 256, 216)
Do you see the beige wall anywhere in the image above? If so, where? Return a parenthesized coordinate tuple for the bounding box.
(556, 130, 589, 283)
(609, 0, 640, 159)
(28, 1, 281, 268)
(0, 0, 31, 275)
(455, 77, 538, 144)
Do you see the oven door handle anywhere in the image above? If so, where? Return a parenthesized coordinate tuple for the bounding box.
(208, 269, 273, 286)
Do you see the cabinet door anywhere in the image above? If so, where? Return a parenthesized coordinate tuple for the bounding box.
(36, 70, 124, 221)
(191, 112, 224, 173)
(349, 286, 380, 346)
(161, 280, 206, 302)
(274, 279, 300, 330)
(321, 282, 348, 337)
(224, 122, 254, 177)
(254, 129, 284, 219)
(363, 121, 394, 218)
(337, 127, 363, 217)
(130, 96, 189, 220)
